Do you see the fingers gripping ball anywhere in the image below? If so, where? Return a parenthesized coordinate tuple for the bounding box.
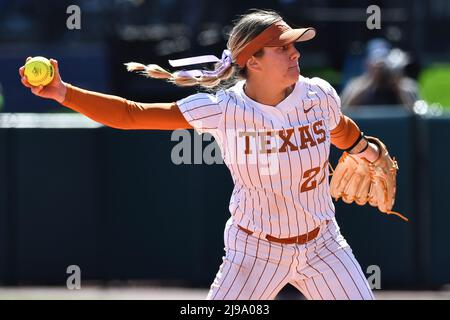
(24, 56, 54, 87)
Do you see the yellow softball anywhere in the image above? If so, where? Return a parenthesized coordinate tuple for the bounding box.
(24, 56, 54, 87)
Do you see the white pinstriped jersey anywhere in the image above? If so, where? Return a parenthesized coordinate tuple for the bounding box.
(177, 76, 342, 238)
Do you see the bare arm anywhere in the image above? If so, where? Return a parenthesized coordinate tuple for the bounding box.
(19, 57, 192, 130)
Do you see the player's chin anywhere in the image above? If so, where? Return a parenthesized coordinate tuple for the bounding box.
(286, 67, 300, 82)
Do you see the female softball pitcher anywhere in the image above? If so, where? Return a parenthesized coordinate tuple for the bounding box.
(19, 9, 401, 300)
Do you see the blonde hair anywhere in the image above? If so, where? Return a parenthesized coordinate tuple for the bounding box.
(125, 9, 282, 89)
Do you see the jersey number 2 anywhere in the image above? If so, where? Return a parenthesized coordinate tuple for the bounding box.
(300, 161, 328, 193)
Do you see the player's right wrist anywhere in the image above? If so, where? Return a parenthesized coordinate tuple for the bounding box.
(55, 82, 68, 104)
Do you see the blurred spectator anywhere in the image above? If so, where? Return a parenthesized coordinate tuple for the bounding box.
(340, 38, 419, 111)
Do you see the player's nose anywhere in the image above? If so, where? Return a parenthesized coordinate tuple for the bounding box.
(290, 46, 301, 61)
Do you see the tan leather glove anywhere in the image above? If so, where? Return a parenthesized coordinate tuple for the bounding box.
(330, 136, 408, 221)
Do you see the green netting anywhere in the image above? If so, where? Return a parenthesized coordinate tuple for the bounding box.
(418, 64, 450, 109)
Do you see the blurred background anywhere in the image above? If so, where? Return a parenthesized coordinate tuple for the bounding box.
(0, 0, 450, 299)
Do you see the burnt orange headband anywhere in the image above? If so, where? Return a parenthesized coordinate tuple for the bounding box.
(235, 20, 316, 68)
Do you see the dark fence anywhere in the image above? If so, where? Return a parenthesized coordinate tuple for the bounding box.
(0, 109, 449, 289)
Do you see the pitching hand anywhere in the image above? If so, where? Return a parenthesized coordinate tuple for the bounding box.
(19, 57, 67, 103)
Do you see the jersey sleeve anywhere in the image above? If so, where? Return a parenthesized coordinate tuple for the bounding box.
(327, 85, 343, 130)
(313, 77, 343, 131)
(176, 92, 223, 135)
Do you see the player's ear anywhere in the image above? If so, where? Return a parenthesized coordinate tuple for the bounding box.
(246, 56, 261, 72)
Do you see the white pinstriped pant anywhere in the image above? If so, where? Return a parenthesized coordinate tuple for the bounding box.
(207, 218, 374, 300)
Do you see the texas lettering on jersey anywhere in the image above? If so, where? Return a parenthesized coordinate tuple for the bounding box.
(238, 119, 326, 155)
